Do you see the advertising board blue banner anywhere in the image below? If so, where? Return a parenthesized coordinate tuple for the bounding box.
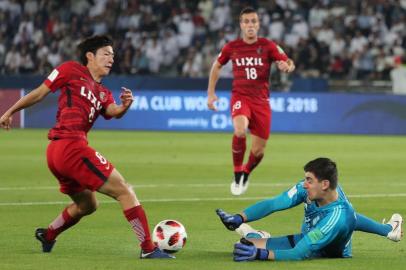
(24, 89, 406, 135)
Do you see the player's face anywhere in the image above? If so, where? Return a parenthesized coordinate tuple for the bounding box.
(303, 172, 326, 201)
(240, 12, 259, 40)
(91, 46, 114, 77)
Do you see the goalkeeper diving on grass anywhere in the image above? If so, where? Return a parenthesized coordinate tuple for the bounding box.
(216, 157, 403, 261)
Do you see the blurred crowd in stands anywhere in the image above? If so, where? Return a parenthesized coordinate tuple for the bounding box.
(0, 0, 405, 81)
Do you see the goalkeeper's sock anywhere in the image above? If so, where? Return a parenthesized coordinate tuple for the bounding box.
(124, 205, 156, 253)
(355, 213, 391, 236)
(244, 152, 264, 174)
(45, 207, 81, 241)
(232, 135, 246, 172)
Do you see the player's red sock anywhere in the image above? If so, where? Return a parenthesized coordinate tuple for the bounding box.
(124, 205, 156, 253)
(244, 151, 264, 174)
(45, 207, 81, 242)
(232, 135, 246, 172)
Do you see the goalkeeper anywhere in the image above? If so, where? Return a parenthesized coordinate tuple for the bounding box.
(216, 157, 403, 261)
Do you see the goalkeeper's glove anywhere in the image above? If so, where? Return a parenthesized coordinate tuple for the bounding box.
(233, 238, 269, 262)
(216, 208, 243, 230)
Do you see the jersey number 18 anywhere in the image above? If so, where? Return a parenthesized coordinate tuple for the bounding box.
(245, 68, 257, 80)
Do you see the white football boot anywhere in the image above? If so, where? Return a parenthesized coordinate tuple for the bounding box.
(383, 213, 403, 242)
(241, 172, 250, 194)
(230, 174, 244, 196)
(235, 223, 271, 239)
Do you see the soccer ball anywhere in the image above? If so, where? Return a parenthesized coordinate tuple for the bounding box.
(152, 220, 187, 253)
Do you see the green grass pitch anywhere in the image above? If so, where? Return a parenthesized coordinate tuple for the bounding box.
(0, 129, 405, 270)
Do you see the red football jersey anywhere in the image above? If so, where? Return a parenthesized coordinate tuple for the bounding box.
(217, 38, 288, 101)
(43, 61, 115, 140)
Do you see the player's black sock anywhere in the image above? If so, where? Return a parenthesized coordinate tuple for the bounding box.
(234, 171, 243, 184)
(242, 172, 250, 184)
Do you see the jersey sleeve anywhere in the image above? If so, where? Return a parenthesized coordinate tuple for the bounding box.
(268, 41, 288, 62)
(217, 43, 231, 66)
(273, 206, 350, 261)
(43, 62, 72, 92)
(243, 181, 307, 222)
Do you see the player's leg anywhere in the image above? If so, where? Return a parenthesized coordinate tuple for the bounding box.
(36, 140, 98, 252)
(231, 115, 249, 195)
(241, 101, 271, 193)
(244, 134, 266, 174)
(35, 190, 98, 252)
(98, 169, 174, 258)
(232, 114, 249, 174)
(356, 213, 403, 242)
(230, 96, 251, 195)
(53, 190, 98, 236)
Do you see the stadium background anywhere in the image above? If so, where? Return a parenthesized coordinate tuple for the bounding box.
(0, 1, 405, 270)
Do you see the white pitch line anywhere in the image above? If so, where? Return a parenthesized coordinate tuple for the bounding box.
(1, 193, 406, 207)
(0, 186, 57, 191)
(2, 182, 406, 191)
(0, 183, 291, 191)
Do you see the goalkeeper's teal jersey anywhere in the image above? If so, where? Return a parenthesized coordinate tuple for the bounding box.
(244, 181, 356, 260)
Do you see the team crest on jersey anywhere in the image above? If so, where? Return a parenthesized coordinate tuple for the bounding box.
(99, 91, 106, 102)
(257, 47, 263, 55)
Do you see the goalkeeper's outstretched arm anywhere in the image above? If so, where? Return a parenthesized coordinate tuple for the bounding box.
(243, 182, 307, 222)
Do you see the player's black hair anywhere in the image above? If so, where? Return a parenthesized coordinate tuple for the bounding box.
(304, 157, 338, 189)
(77, 35, 113, 65)
(239, 6, 257, 20)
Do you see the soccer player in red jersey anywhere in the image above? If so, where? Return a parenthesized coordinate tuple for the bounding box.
(207, 7, 295, 195)
(0, 35, 173, 259)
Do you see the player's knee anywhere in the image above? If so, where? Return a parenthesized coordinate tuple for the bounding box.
(113, 180, 136, 199)
(125, 183, 136, 196)
(77, 200, 98, 216)
(234, 129, 246, 138)
(115, 184, 139, 207)
(251, 147, 265, 157)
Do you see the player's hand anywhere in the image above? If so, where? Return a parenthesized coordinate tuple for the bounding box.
(216, 208, 243, 231)
(207, 93, 218, 111)
(0, 114, 12, 130)
(276, 60, 295, 73)
(120, 87, 134, 108)
(233, 238, 269, 262)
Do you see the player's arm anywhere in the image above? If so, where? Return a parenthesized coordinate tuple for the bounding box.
(276, 58, 295, 73)
(207, 60, 222, 111)
(0, 83, 51, 130)
(269, 41, 295, 73)
(217, 182, 307, 230)
(105, 87, 133, 119)
(232, 237, 309, 262)
(243, 182, 306, 222)
(269, 235, 312, 261)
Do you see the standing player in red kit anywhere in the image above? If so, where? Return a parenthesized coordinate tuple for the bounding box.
(207, 7, 295, 196)
(0, 35, 173, 259)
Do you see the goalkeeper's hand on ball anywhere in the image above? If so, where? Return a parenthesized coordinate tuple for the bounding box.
(216, 208, 243, 230)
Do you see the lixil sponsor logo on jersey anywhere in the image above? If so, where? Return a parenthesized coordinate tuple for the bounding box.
(80, 86, 103, 111)
(235, 57, 264, 66)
